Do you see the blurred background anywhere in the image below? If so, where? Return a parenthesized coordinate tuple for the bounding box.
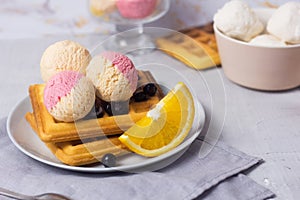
(0, 0, 289, 39)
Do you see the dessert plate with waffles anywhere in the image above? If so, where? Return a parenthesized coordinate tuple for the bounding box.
(7, 39, 206, 173)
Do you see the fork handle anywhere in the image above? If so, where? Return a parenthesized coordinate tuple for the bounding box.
(0, 187, 32, 200)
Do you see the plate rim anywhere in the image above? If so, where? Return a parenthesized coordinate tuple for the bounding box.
(6, 94, 205, 173)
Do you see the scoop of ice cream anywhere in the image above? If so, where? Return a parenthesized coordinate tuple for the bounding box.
(214, 0, 264, 42)
(40, 40, 91, 82)
(267, 2, 300, 44)
(116, 0, 157, 19)
(86, 51, 138, 102)
(44, 71, 95, 122)
(249, 34, 287, 47)
(90, 0, 116, 16)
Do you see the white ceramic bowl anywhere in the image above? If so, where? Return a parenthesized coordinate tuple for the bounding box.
(214, 8, 300, 91)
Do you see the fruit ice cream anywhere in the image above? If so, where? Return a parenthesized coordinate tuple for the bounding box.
(86, 51, 138, 102)
(116, 0, 157, 19)
(90, 0, 116, 16)
(40, 40, 91, 82)
(214, 0, 264, 42)
(267, 2, 300, 44)
(250, 34, 287, 47)
(44, 71, 95, 122)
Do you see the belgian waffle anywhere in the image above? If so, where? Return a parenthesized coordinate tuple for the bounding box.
(26, 112, 129, 166)
(156, 22, 221, 70)
(26, 70, 164, 143)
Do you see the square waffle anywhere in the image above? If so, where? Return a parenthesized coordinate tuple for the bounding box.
(156, 22, 221, 70)
(26, 112, 129, 166)
(26, 70, 164, 143)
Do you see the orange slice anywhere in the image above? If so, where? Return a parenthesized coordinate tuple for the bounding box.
(119, 82, 195, 157)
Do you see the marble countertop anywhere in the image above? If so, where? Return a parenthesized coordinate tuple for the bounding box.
(0, 0, 289, 39)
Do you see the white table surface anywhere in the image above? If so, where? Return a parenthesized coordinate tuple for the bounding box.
(0, 1, 299, 200)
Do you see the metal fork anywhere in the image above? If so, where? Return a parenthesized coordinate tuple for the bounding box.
(0, 187, 71, 200)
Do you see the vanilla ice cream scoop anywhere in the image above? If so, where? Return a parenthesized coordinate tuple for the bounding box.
(86, 51, 138, 102)
(40, 40, 91, 82)
(267, 2, 300, 44)
(250, 34, 287, 47)
(214, 0, 264, 42)
(44, 71, 95, 122)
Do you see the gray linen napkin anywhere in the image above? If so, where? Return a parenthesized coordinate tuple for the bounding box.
(0, 117, 274, 200)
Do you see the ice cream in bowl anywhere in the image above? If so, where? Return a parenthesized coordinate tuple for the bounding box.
(213, 0, 300, 91)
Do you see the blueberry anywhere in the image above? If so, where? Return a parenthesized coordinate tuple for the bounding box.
(103, 102, 113, 116)
(143, 83, 157, 96)
(133, 92, 148, 102)
(95, 105, 104, 118)
(101, 153, 116, 167)
(95, 98, 104, 118)
(101, 101, 129, 116)
(111, 101, 129, 115)
(83, 98, 104, 119)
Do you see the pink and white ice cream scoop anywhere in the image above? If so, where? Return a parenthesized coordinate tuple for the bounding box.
(86, 51, 138, 102)
(44, 71, 95, 122)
